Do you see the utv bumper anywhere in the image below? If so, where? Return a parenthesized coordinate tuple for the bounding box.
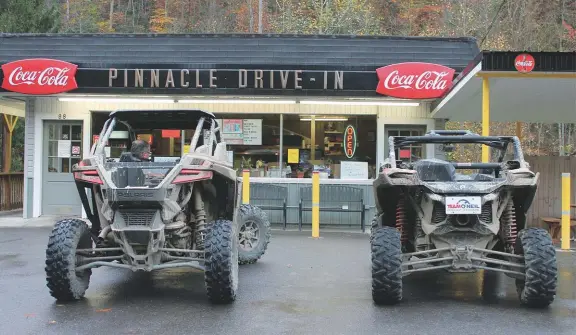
(402, 246, 525, 279)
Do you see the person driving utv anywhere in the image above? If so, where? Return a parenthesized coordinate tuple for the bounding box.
(120, 139, 152, 162)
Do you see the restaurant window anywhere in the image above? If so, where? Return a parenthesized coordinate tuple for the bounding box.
(387, 127, 426, 163)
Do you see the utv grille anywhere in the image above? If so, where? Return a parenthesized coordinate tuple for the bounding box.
(478, 202, 492, 223)
(119, 210, 156, 226)
(432, 201, 447, 224)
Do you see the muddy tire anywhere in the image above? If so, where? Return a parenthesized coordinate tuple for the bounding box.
(370, 213, 382, 242)
(204, 219, 238, 304)
(371, 226, 403, 305)
(45, 218, 93, 302)
(237, 204, 271, 265)
(514, 228, 558, 308)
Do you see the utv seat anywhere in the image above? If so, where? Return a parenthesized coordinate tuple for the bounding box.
(413, 159, 456, 182)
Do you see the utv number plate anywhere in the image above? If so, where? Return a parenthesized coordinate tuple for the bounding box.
(445, 197, 482, 215)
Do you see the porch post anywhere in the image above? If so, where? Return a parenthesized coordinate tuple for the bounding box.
(2, 114, 19, 173)
(481, 77, 490, 163)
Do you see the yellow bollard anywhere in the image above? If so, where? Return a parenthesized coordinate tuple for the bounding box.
(561, 173, 571, 250)
(481, 76, 490, 163)
(312, 171, 320, 238)
(242, 169, 250, 205)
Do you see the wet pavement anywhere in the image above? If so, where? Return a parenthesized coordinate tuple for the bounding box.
(0, 228, 575, 335)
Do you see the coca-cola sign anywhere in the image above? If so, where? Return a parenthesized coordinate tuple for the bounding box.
(375, 62, 455, 99)
(1, 58, 78, 95)
(514, 54, 535, 73)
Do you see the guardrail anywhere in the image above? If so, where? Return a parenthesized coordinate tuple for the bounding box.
(0, 172, 24, 211)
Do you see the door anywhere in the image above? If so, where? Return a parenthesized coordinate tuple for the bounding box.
(42, 121, 84, 216)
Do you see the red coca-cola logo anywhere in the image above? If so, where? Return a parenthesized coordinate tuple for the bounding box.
(375, 62, 455, 99)
(514, 54, 535, 73)
(1, 58, 78, 95)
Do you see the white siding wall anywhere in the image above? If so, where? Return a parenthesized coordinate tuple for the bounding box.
(28, 97, 433, 217)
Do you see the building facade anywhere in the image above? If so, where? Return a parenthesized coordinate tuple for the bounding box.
(0, 33, 481, 222)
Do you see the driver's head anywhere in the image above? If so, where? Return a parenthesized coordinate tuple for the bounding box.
(130, 139, 151, 161)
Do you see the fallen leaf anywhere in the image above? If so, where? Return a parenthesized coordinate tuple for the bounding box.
(24, 313, 36, 318)
(48, 321, 57, 324)
(96, 308, 112, 313)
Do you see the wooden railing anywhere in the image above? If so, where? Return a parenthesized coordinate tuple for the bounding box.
(0, 172, 24, 211)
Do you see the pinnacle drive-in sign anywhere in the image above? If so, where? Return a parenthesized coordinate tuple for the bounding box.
(375, 62, 455, 99)
(1, 58, 78, 95)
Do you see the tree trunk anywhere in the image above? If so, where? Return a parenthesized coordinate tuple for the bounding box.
(258, 0, 263, 33)
(109, 0, 115, 31)
(248, 0, 254, 33)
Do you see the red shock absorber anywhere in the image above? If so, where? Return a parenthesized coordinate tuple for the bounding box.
(396, 198, 409, 243)
(504, 201, 518, 247)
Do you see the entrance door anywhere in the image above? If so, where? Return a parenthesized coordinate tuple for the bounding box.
(42, 121, 84, 216)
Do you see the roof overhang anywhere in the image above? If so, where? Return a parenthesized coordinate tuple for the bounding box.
(431, 52, 576, 123)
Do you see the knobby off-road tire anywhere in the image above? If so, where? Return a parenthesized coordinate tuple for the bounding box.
(370, 213, 382, 242)
(45, 218, 93, 301)
(237, 204, 271, 265)
(371, 226, 403, 305)
(514, 227, 558, 308)
(204, 219, 239, 304)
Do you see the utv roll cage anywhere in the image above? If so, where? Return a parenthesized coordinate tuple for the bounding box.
(387, 130, 528, 173)
(91, 109, 221, 159)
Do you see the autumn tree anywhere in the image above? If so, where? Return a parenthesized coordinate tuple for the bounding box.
(0, 0, 60, 33)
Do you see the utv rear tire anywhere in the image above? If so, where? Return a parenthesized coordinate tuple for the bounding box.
(204, 219, 238, 304)
(514, 228, 558, 308)
(371, 226, 403, 305)
(237, 204, 271, 265)
(45, 218, 93, 302)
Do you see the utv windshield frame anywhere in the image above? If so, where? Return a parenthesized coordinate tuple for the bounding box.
(387, 130, 526, 170)
(91, 109, 221, 160)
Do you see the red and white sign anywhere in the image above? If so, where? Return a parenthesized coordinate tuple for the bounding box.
(375, 62, 455, 99)
(1, 58, 78, 95)
(514, 54, 535, 73)
(344, 125, 357, 158)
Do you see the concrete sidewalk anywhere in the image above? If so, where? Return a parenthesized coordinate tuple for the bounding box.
(0, 211, 67, 228)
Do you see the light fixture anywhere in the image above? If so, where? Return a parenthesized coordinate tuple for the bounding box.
(58, 97, 175, 103)
(299, 100, 420, 107)
(178, 99, 296, 104)
(300, 117, 349, 122)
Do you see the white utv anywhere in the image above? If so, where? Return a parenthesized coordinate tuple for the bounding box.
(370, 130, 557, 308)
(44, 109, 270, 304)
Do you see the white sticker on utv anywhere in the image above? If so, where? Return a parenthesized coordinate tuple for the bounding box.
(445, 197, 482, 214)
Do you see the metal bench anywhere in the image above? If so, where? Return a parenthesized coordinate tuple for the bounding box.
(298, 185, 366, 232)
(249, 183, 288, 229)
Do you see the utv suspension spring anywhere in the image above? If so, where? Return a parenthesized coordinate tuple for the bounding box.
(396, 198, 409, 243)
(503, 200, 518, 248)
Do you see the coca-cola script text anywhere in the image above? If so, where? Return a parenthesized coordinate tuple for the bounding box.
(375, 62, 455, 99)
(1, 58, 78, 95)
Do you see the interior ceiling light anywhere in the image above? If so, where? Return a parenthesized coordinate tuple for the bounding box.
(299, 100, 420, 106)
(300, 117, 349, 121)
(58, 97, 175, 103)
(178, 99, 296, 104)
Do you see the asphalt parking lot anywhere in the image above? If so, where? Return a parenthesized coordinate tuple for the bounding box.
(0, 227, 575, 335)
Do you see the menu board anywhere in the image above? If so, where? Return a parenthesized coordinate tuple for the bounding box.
(218, 118, 262, 145)
(242, 119, 262, 145)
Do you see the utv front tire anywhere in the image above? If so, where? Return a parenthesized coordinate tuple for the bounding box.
(204, 219, 238, 304)
(371, 226, 403, 305)
(237, 204, 271, 265)
(514, 228, 558, 308)
(45, 218, 93, 302)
